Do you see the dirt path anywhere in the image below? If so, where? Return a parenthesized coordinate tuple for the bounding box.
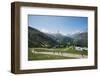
(32, 51, 87, 59)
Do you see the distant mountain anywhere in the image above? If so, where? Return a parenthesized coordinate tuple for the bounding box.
(28, 26, 88, 48)
(70, 32, 88, 47)
(46, 33, 74, 47)
(47, 31, 88, 47)
(28, 26, 58, 48)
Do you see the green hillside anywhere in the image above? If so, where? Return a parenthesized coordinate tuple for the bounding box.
(28, 26, 87, 48)
(28, 26, 58, 48)
(72, 32, 88, 47)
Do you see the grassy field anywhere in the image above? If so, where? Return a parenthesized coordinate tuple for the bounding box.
(28, 47, 88, 60)
(28, 49, 75, 60)
(30, 47, 88, 55)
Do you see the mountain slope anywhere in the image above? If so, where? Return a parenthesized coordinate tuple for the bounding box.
(28, 26, 88, 48)
(28, 26, 58, 48)
(46, 33, 74, 47)
(71, 32, 88, 47)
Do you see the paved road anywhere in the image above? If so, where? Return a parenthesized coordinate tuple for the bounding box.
(32, 50, 87, 59)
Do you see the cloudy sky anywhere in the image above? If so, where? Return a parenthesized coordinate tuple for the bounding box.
(28, 15, 88, 35)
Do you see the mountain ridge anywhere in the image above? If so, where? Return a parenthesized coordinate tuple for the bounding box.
(28, 26, 88, 48)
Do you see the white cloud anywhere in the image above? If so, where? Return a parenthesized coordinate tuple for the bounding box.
(60, 32, 66, 36)
(40, 29, 49, 33)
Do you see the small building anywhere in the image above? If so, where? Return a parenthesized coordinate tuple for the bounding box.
(75, 47, 88, 51)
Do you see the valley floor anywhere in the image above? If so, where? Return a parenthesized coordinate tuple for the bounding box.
(32, 51, 87, 58)
(28, 48, 88, 60)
